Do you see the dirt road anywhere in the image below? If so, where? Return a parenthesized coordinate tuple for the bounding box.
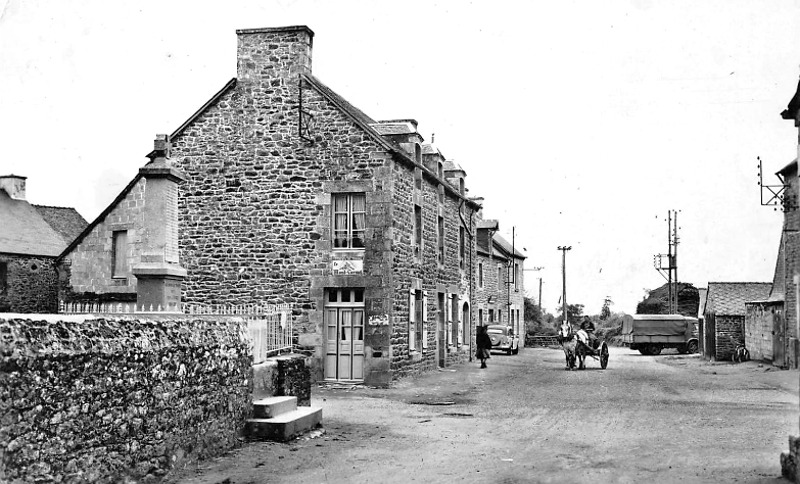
(166, 346, 799, 483)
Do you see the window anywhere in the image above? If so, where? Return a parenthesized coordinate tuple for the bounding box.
(112, 230, 129, 278)
(478, 309, 483, 325)
(498, 309, 502, 324)
(414, 205, 422, 259)
(409, 289, 423, 352)
(0, 261, 7, 296)
(451, 295, 459, 345)
(437, 216, 444, 265)
(514, 263, 519, 290)
(478, 263, 483, 288)
(489, 309, 494, 323)
(333, 193, 366, 249)
(459, 226, 465, 269)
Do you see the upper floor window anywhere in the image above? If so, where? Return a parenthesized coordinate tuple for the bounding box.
(514, 263, 520, 290)
(459, 226, 465, 269)
(437, 216, 445, 265)
(478, 263, 484, 288)
(333, 193, 366, 249)
(112, 230, 129, 278)
(414, 204, 422, 259)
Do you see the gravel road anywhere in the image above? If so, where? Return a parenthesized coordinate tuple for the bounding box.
(166, 346, 799, 484)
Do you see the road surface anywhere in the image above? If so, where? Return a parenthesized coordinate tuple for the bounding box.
(166, 346, 799, 483)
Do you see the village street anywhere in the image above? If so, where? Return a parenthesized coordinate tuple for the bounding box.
(166, 346, 799, 484)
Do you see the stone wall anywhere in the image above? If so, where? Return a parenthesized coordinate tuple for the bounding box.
(745, 301, 780, 362)
(59, 177, 147, 302)
(0, 254, 58, 313)
(0, 315, 251, 483)
(714, 314, 744, 361)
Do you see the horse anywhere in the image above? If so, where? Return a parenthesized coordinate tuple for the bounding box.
(557, 322, 577, 371)
(575, 329, 593, 370)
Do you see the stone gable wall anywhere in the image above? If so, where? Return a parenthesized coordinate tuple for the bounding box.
(0, 255, 58, 313)
(0, 316, 251, 483)
(59, 177, 147, 302)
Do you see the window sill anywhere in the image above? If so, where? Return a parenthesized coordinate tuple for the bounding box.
(408, 351, 422, 362)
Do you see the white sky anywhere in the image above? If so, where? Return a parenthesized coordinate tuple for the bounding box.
(1, 0, 799, 315)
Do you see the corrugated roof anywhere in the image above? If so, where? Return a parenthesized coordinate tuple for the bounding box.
(706, 282, 772, 316)
(697, 288, 707, 318)
(0, 191, 69, 257)
(34, 205, 87, 245)
(769, 234, 786, 302)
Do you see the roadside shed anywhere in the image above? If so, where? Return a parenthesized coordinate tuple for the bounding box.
(703, 282, 771, 361)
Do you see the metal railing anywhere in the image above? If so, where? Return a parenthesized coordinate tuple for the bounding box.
(59, 301, 293, 364)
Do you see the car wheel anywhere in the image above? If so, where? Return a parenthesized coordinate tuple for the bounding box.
(647, 344, 662, 355)
(687, 340, 699, 354)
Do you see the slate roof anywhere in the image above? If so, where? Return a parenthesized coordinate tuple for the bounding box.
(492, 233, 525, 259)
(34, 205, 87, 244)
(0, 190, 75, 257)
(370, 122, 417, 136)
(705, 282, 772, 317)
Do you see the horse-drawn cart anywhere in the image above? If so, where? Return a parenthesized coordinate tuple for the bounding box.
(558, 322, 609, 370)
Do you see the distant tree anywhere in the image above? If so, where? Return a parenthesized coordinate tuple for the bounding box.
(636, 283, 699, 316)
(600, 296, 613, 320)
(524, 296, 558, 335)
(557, 303, 584, 325)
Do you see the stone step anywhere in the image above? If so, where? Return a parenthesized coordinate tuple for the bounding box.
(245, 406, 323, 442)
(252, 395, 297, 419)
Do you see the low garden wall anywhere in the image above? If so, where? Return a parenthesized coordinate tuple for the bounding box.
(0, 314, 252, 483)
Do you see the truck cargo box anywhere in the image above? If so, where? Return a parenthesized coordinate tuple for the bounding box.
(622, 314, 697, 344)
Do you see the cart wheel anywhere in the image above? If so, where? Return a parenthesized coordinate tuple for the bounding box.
(600, 342, 609, 369)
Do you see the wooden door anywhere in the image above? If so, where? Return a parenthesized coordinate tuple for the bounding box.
(773, 307, 785, 367)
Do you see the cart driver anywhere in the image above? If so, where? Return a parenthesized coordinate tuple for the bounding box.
(580, 316, 597, 349)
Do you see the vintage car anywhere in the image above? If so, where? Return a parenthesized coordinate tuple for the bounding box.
(486, 324, 519, 355)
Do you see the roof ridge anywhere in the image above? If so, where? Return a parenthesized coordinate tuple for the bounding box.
(33, 204, 80, 210)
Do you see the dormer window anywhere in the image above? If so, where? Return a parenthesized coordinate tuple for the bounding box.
(437, 162, 443, 179)
(415, 144, 422, 164)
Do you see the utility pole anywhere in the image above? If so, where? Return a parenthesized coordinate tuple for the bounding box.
(654, 210, 680, 314)
(538, 277, 543, 316)
(558, 246, 571, 324)
(668, 211, 673, 314)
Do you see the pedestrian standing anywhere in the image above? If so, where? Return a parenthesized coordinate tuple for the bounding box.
(476, 324, 492, 369)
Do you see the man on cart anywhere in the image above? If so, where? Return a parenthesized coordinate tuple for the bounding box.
(580, 316, 598, 352)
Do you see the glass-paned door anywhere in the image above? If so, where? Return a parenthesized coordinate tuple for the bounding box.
(324, 288, 365, 381)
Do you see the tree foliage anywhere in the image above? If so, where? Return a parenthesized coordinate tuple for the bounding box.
(557, 303, 584, 325)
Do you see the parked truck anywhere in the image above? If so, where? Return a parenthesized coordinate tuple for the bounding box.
(622, 314, 699, 355)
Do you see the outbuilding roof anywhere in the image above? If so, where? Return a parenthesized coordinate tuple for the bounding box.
(492, 233, 525, 259)
(705, 282, 772, 317)
(0, 190, 82, 257)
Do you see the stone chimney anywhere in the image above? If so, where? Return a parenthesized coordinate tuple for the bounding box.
(444, 161, 467, 195)
(236, 26, 314, 84)
(0, 175, 26, 200)
(131, 135, 187, 312)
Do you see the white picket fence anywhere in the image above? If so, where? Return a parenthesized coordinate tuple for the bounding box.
(59, 301, 293, 364)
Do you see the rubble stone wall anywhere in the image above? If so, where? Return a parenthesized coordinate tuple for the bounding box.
(745, 302, 779, 362)
(714, 314, 744, 361)
(0, 255, 58, 313)
(0, 316, 251, 483)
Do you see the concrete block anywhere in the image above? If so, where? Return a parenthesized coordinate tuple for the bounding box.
(252, 396, 297, 418)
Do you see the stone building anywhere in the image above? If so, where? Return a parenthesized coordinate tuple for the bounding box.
(150, 26, 480, 385)
(0, 175, 86, 312)
(57, 137, 188, 311)
(473, 219, 526, 341)
(746, 84, 800, 370)
(703, 282, 770, 361)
